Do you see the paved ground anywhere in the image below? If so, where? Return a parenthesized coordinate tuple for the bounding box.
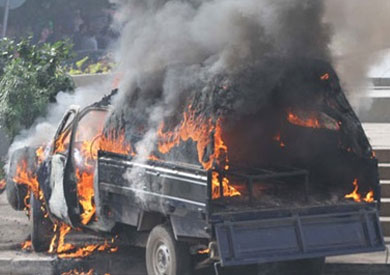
(0, 194, 29, 250)
(0, 246, 148, 275)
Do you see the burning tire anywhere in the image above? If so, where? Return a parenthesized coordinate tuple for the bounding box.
(30, 191, 54, 252)
(6, 147, 37, 211)
(146, 224, 192, 275)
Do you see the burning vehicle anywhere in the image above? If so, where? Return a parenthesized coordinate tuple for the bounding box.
(5, 58, 385, 275)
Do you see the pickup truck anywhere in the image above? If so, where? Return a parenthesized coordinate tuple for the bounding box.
(6, 60, 386, 275)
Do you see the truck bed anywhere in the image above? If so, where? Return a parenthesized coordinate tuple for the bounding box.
(95, 151, 385, 267)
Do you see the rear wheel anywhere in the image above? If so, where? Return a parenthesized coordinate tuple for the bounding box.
(146, 224, 192, 275)
(30, 191, 54, 252)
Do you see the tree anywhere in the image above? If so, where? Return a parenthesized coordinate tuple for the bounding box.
(0, 37, 74, 140)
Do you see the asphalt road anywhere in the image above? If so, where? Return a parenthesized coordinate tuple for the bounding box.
(0, 193, 30, 250)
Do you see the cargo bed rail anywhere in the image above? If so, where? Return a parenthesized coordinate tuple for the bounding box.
(212, 204, 385, 266)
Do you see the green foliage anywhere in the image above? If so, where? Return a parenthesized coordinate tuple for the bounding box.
(0, 38, 74, 140)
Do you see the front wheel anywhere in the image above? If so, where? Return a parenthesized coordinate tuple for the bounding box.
(146, 224, 192, 275)
(30, 191, 54, 252)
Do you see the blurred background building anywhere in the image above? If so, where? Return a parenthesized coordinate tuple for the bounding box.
(0, 0, 116, 62)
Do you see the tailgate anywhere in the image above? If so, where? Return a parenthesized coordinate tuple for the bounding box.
(213, 205, 385, 267)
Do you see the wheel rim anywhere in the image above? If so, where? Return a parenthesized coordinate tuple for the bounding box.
(153, 242, 171, 275)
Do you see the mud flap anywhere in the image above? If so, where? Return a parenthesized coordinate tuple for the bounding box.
(214, 205, 385, 267)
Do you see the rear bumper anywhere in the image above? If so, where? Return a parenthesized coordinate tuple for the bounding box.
(212, 204, 385, 267)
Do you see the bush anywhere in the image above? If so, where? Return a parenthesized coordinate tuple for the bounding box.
(0, 38, 74, 140)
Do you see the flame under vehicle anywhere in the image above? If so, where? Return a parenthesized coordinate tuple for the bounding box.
(6, 59, 385, 275)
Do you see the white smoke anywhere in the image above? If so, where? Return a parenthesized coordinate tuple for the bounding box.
(8, 81, 111, 157)
(324, 0, 390, 111)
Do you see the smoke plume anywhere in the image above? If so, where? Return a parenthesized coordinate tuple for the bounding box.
(8, 82, 111, 157)
(109, 0, 331, 164)
(324, 0, 390, 109)
(9, 0, 389, 177)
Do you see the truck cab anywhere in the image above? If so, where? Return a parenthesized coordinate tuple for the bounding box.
(6, 100, 111, 250)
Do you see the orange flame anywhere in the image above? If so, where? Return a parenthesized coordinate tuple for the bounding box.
(211, 172, 240, 199)
(320, 73, 330, 80)
(49, 223, 117, 259)
(75, 129, 133, 225)
(35, 146, 46, 164)
(158, 106, 214, 169)
(210, 121, 240, 199)
(13, 154, 47, 215)
(287, 110, 340, 131)
(344, 179, 361, 202)
(344, 179, 375, 203)
(99, 129, 133, 156)
(13, 160, 40, 197)
(0, 179, 5, 192)
(48, 224, 75, 254)
(76, 138, 99, 226)
(78, 129, 133, 163)
(13, 118, 122, 259)
(158, 107, 240, 199)
(76, 169, 95, 225)
(364, 190, 374, 203)
(48, 224, 59, 253)
(58, 243, 109, 259)
(21, 240, 32, 250)
(287, 112, 322, 129)
(57, 224, 75, 253)
(197, 248, 210, 255)
(80, 140, 97, 164)
(54, 131, 69, 154)
(274, 133, 286, 148)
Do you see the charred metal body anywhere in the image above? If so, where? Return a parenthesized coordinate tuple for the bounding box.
(5, 59, 385, 274)
(94, 151, 384, 267)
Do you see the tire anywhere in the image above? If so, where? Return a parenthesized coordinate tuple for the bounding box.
(258, 257, 325, 275)
(30, 191, 54, 252)
(6, 146, 37, 210)
(146, 224, 192, 275)
(6, 180, 28, 211)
